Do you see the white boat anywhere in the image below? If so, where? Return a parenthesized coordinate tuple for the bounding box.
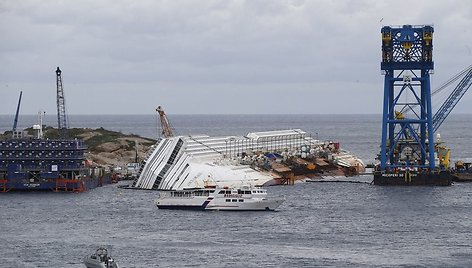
(155, 186, 284, 211)
(83, 247, 119, 268)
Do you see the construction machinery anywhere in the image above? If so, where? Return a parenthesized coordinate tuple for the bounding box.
(432, 65, 472, 133)
(56, 67, 68, 138)
(11, 91, 22, 138)
(374, 24, 452, 186)
(156, 106, 174, 138)
(0, 68, 112, 192)
(393, 64, 472, 169)
(402, 64, 472, 132)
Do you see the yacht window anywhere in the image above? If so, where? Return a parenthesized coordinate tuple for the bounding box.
(231, 199, 237, 202)
(226, 199, 230, 202)
(238, 199, 244, 202)
(244, 191, 251, 194)
(218, 190, 225, 194)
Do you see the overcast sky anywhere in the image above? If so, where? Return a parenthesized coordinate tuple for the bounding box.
(1, 0, 471, 115)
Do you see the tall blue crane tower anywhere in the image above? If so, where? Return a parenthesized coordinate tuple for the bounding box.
(56, 67, 68, 138)
(374, 25, 451, 186)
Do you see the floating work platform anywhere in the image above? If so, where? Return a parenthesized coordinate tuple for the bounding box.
(373, 170, 452, 186)
(0, 138, 112, 192)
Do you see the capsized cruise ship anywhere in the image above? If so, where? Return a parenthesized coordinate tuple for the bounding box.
(131, 129, 364, 190)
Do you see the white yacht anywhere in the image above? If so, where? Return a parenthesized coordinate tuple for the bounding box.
(155, 186, 284, 211)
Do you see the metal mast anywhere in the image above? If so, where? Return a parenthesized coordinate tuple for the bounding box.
(379, 25, 435, 170)
(12, 91, 22, 132)
(56, 67, 68, 137)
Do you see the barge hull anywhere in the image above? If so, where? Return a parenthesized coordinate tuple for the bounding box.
(1, 138, 113, 193)
(0, 175, 112, 192)
(373, 171, 452, 186)
(452, 173, 472, 182)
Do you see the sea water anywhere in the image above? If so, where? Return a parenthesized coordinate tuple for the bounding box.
(0, 114, 472, 267)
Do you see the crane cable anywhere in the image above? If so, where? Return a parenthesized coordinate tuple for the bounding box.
(432, 64, 472, 96)
(402, 64, 472, 114)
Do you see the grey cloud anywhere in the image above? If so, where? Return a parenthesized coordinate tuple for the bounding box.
(0, 0, 471, 114)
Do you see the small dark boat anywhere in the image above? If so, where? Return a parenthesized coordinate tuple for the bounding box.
(452, 161, 472, 182)
(452, 172, 472, 182)
(83, 247, 119, 268)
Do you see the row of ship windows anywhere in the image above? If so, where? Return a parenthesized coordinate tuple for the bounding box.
(171, 191, 215, 197)
(218, 190, 264, 195)
(1, 160, 81, 162)
(0, 146, 83, 149)
(0, 152, 82, 156)
(218, 190, 251, 194)
(0, 141, 83, 146)
(171, 192, 195, 197)
(225, 199, 244, 202)
(1, 149, 83, 152)
(0, 160, 82, 166)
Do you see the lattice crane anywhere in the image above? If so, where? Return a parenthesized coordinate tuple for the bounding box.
(432, 65, 472, 132)
(156, 106, 174, 138)
(400, 64, 472, 132)
(56, 67, 68, 137)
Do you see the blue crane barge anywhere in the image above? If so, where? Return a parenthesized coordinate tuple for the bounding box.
(0, 68, 111, 192)
(373, 25, 452, 185)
